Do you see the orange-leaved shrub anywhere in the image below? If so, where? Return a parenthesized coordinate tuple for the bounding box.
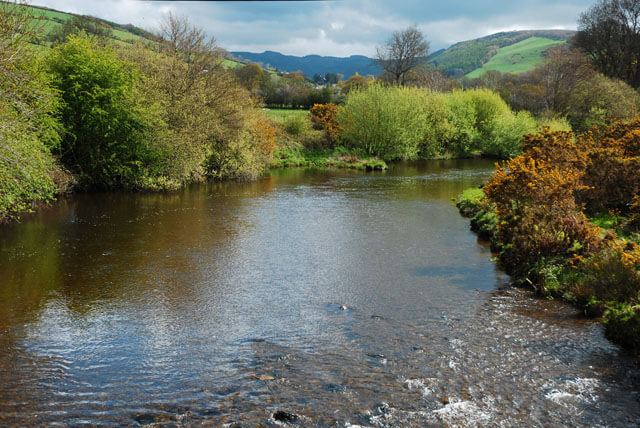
(310, 103, 341, 143)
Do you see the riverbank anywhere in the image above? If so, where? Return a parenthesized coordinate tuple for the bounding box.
(271, 147, 387, 171)
(456, 123, 640, 354)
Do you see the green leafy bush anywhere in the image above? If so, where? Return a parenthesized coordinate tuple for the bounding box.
(446, 91, 480, 156)
(338, 84, 430, 160)
(482, 110, 537, 158)
(283, 115, 308, 136)
(48, 35, 161, 188)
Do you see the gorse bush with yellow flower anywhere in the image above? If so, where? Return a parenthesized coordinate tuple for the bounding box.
(460, 119, 640, 352)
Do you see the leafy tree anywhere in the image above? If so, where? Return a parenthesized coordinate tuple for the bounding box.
(574, 0, 640, 88)
(121, 13, 272, 183)
(234, 63, 267, 92)
(48, 35, 159, 188)
(0, 0, 68, 221)
(340, 73, 371, 95)
(324, 73, 340, 84)
(375, 26, 430, 85)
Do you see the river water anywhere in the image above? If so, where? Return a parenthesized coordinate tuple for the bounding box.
(0, 160, 638, 427)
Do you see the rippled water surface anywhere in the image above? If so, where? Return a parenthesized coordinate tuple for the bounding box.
(0, 160, 638, 427)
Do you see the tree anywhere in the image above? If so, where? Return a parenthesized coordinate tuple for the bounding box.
(48, 35, 158, 188)
(341, 72, 371, 94)
(574, 0, 640, 88)
(325, 73, 340, 85)
(235, 63, 266, 91)
(375, 26, 430, 85)
(0, 0, 67, 221)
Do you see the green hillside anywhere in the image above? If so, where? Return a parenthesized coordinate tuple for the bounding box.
(24, 3, 246, 69)
(429, 30, 574, 77)
(466, 37, 566, 78)
(26, 4, 152, 45)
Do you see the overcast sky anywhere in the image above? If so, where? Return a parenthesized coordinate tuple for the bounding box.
(31, 0, 594, 57)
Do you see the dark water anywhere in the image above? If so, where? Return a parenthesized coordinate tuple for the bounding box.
(0, 160, 638, 427)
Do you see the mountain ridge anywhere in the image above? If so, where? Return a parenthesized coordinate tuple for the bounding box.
(232, 29, 576, 79)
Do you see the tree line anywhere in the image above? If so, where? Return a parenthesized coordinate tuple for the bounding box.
(0, 1, 275, 222)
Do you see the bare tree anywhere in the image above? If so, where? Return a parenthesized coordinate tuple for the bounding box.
(574, 0, 640, 88)
(375, 26, 430, 85)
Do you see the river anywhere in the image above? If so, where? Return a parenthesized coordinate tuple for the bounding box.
(0, 160, 638, 427)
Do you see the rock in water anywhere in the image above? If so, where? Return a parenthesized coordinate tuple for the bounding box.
(273, 410, 299, 423)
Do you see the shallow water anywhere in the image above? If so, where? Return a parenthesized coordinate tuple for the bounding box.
(0, 160, 638, 427)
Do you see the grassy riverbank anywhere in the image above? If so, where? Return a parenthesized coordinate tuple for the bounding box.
(457, 121, 640, 354)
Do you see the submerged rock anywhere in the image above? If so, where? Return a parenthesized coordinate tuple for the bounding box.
(273, 410, 299, 423)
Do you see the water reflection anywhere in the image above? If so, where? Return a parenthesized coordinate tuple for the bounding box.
(0, 160, 638, 426)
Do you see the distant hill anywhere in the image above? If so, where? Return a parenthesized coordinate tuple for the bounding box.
(25, 3, 248, 68)
(231, 51, 382, 79)
(429, 30, 575, 77)
(233, 30, 575, 80)
(24, 4, 574, 80)
(465, 37, 566, 78)
(26, 4, 156, 46)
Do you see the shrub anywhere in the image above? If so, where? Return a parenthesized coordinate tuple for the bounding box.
(482, 110, 537, 159)
(310, 103, 341, 142)
(283, 115, 307, 136)
(583, 241, 640, 303)
(578, 119, 640, 213)
(465, 88, 511, 141)
(420, 92, 455, 157)
(446, 91, 479, 156)
(338, 84, 429, 160)
(484, 129, 600, 275)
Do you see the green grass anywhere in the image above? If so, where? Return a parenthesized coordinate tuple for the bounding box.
(23, 3, 150, 46)
(222, 58, 243, 69)
(265, 108, 309, 122)
(466, 37, 566, 78)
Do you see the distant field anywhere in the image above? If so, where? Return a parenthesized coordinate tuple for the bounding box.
(222, 58, 243, 69)
(466, 37, 566, 78)
(265, 108, 309, 122)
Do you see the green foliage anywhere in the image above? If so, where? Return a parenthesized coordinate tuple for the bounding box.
(446, 91, 479, 156)
(568, 74, 640, 132)
(482, 110, 537, 158)
(0, 1, 69, 222)
(338, 84, 430, 160)
(47, 35, 160, 188)
(337, 85, 537, 160)
(604, 302, 640, 350)
(419, 92, 456, 157)
(283, 115, 308, 136)
(456, 187, 484, 217)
